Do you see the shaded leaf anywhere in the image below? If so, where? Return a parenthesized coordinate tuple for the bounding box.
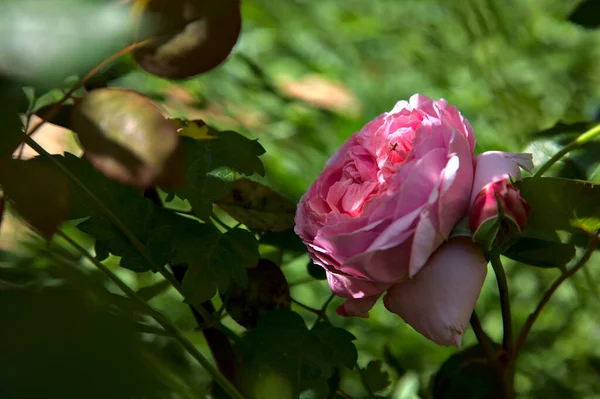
(240, 310, 357, 397)
(133, 0, 242, 79)
(72, 88, 183, 188)
(383, 346, 407, 378)
(307, 261, 327, 280)
(568, 0, 600, 29)
(504, 236, 576, 268)
(0, 157, 70, 238)
(149, 210, 259, 305)
(224, 258, 291, 329)
(260, 228, 307, 253)
(166, 122, 265, 219)
(34, 102, 74, 130)
(362, 360, 390, 393)
(59, 153, 157, 272)
(0, 284, 166, 399)
(0, 79, 28, 160)
(216, 178, 296, 232)
(432, 344, 503, 399)
(516, 177, 600, 233)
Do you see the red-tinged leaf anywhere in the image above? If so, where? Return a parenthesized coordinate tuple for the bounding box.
(71, 88, 183, 188)
(132, 0, 242, 79)
(0, 157, 70, 238)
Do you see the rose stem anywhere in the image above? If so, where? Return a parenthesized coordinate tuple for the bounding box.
(55, 229, 247, 399)
(512, 233, 600, 365)
(490, 254, 513, 353)
(534, 123, 600, 177)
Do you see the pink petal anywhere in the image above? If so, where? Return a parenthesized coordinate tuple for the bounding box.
(327, 271, 391, 299)
(336, 295, 380, 318)
(470, 151, 533, 204)
(383, 237, 488, 347)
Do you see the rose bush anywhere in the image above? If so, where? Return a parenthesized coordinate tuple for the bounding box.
(295, 94, 532, 346)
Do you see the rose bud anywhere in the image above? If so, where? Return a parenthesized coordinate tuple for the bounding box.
(469, 152, 533, 253)
(296, 94, 494, 346)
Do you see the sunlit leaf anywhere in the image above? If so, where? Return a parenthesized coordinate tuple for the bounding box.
(216, 178, 296, 232)
(240, 310, 357, 397)
(224, 258, 291, 329)
(165, 123, 265, 219)
(72, 88, 183, 188)
(132, 0, 242, 79)
(0, 157, 70, 238)
(516, 177, 600, 234)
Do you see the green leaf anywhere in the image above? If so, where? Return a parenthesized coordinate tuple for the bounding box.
(0, 157, 70, 238)
(307, 261, 327, 280)
(0, 0, 140, 88)
(0, 284, 167, 399)
(166, 122, 265, 219)
(516, 177, 600, 233)
(216, 178, 296, 232)
(152, 211, 259, 306)
(260, 228, 307, 253)
(432, 344, 503, 399)
(568, 0, 600, 29)
(59, 153, 157, 272)
(72, 88, 183, 188)
(240, 310, 357, 397)
(0, 80, 28, 160)
(362, 360, 390, 393)
(132, 0, 242, 79)
(503, 236, 576, 269)
(224, 258, 291, 329)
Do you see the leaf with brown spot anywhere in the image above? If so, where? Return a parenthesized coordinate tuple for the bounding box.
(0, 157, 70, 238)
(215, 179, 296, 232)
(223, 258, 291, 330)
(71, 88, 183, 188)
(133, 0, 242, 79)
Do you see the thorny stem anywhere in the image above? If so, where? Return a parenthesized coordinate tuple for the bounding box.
(512, 233, 600, 364)
(55, 230, 247, 399)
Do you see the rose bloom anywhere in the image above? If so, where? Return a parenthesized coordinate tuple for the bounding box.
(295, 94, 532, 346)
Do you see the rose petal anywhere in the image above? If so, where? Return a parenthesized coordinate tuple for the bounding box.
(336, 295, 380, 318)
(327, 271, 391, 299)
(383, 237, 488, 346)
(470, 151, 533, 204)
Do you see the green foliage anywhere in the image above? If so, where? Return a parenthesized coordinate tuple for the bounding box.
(431, 344, 503, 399)
(504, 236, 576, 269)
(165, 123, 266, 219)
(361, 360, 391, 393)
(0, 0, 140, 88)
(517, 177, 600, 234)
(215, 178, 297, 232)
(568, 0, 600, 29)
(240, 310, 358, 398)
(224, 258, 291, 329)
(0, 157, 70, 238)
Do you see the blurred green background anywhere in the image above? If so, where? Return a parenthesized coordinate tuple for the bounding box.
(3, 0, 600, 398)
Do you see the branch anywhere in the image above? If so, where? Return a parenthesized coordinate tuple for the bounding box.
(513, 233, 600, 362)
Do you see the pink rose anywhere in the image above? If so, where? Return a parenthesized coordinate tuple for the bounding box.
(469, 152, 533, 252)
(295, 94, 532, 346)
